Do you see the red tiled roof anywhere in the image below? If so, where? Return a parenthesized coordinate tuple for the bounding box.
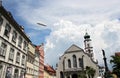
(44, 65, 56, 75)
(115, 52, 120, 56)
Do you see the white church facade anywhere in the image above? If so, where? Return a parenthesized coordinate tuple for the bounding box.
(56, 33, 99, 78)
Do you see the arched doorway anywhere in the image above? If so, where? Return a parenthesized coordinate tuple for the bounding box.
(72, 74, 78, 78)
(60, 71, 64, 78)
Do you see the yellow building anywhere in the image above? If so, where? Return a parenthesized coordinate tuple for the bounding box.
(26, 43, 35, 78)
(44, 65, 56, 78)
(44, 69, 50, 78)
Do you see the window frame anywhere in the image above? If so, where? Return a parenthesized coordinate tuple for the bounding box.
(23, 41, 27, 51)
(12, 30, 17, 43)
(79, 58, 83, 68)
(21, 55, 25, 66)
(9, 48, 14, 61)
(18, 36, 22, 48)
(16, 52, 20, 63)
(73, 55, 77, 68)
(4, 23, 11, 38)
(0, 42, 7, 57)
(68, 59, 71, 68)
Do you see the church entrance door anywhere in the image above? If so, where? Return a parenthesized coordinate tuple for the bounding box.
(72, 74, 78, 78)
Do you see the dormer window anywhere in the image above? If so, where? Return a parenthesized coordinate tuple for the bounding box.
(4, 24, 11, 38)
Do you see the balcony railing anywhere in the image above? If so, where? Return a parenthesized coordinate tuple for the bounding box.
(64, 67, 83, 72)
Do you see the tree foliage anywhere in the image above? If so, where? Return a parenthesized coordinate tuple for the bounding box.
(86, 66, 96, 78)
(110, 55, 120, 77)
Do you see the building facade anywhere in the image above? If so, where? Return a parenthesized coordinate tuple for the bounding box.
(0, 4, 31, 78)
(26, 43, 35, 78)
(36, 44, 44, 78)
(56, 33, 99, 78)
(34, 47, 40, 78)
(44, 64, 56, 78)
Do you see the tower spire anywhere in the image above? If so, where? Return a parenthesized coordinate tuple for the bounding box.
(84, 31, 94, 59)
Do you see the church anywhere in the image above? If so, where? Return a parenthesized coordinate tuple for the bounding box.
(56, 32, 99, 78)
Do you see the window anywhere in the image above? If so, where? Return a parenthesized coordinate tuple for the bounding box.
(12, 30, 17, 43)
(0, 43, 7, 57)
(23, 41, 27, 51)
(14, 69, 19, 78)
(4, 24, 11, 38)
(16, 52, 20, 63)
(9, 48, 14, 61)
(68, 59, 71, 68)
(79, 58, 83, 68)
(73, 55, 77, 68)
(21, 55, 25, 66)
(5, 66, 12, 78)
(18, 36, 22, 48)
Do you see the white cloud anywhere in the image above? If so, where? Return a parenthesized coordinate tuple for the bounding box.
(4, 0, 120, 68)
(44, 19, 120, 68)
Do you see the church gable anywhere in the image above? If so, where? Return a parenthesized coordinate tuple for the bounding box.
(65, 44, 83, 53)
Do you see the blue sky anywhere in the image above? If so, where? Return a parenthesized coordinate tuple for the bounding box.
(2, 0, 120, 69)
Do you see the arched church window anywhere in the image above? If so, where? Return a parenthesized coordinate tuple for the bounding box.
(68, 59, 71, 68)
(73, 55, 77, 67)
(79, 58, 83, 68)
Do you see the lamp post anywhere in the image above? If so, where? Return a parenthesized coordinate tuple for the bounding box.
(102, 50, 112, 78)
(102, 50, 109, 72)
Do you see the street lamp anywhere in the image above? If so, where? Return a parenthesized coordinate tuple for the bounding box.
(102, 49, 112, 78)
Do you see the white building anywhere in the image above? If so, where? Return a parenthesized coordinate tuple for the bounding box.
(56, 33, 99, 78)
(0, 4, 31, 78)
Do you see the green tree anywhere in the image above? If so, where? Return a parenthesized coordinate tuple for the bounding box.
(86, 66, 96, 78)
(110, 55, 120, 77)
(78, 71, 87, 78)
